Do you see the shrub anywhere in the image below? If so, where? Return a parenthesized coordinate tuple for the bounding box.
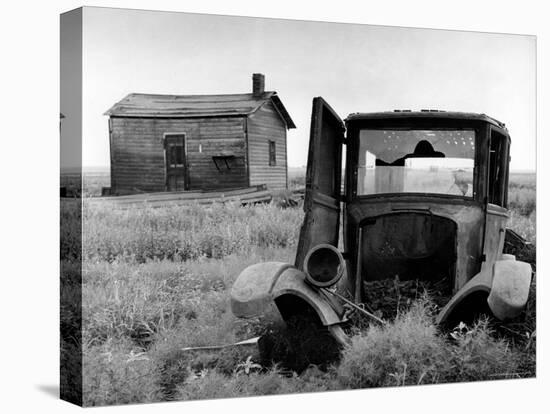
(445, 319, 520, 382)
(337, 300, 450, 388)
(337, 300, 523, 388)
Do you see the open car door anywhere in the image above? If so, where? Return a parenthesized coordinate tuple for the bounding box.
(295, 97, 345, 270)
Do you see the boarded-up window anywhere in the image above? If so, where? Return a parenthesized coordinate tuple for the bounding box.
(269, 140, 276, 166)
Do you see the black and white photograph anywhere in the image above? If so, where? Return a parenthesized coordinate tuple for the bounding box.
(58, 4, 540, 407)
(3, 1, 548, 413)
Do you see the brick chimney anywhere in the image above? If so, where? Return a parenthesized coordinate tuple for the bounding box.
(252, 73, 265, 97)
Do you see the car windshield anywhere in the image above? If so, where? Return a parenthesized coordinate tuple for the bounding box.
(357, 129, 475, 197)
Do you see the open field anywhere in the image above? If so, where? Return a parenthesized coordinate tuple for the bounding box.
(61, 172, 536, 406)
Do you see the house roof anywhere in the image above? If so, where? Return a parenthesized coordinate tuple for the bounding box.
(105, 91, 296, 129)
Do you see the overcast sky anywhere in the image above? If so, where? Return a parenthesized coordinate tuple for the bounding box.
(62, 7, 536, 170)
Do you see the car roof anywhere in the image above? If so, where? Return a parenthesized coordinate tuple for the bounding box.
(345, 110, 507, 130)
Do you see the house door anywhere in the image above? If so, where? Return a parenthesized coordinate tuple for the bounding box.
(165, 135, 188, 191)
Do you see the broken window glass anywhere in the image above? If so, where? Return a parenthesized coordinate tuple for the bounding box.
(357, 129, 475, 196)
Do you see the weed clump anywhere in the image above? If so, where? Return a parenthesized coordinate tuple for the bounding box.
(337, 299, 448, 388)
(337, 298, 522, 388)
(446, 319, 520, 382)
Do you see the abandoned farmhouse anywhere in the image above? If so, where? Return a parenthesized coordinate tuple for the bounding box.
(105, 74, 295, 195)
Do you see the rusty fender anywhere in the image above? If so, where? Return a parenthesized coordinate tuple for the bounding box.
(230, 262, 348, 341)
(436, 255, 532, 324)
(488, 257, 532, 320)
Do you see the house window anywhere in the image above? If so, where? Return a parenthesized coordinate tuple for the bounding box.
(269, 140, 276, 166)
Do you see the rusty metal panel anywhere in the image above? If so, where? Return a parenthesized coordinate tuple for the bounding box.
(345, 196, 485, 297)
(481, 206, 509, 273)
(295, 98, 345, 270)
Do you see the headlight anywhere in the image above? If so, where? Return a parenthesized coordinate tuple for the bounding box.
(304, 244, 345, 288)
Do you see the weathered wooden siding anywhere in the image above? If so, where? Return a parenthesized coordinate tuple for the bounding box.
(247, 101, 288, 190)
(110, 117, 248, 194)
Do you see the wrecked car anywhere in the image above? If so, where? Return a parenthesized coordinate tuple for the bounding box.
(230, 97, 533, 349)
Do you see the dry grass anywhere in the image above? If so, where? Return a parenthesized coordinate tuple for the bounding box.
(64, 173, 536, 406)
(507, 173, 536, 242)
(81, 201, 303, 262)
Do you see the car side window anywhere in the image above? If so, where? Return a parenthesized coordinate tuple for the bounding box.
(488, 129, 509, 207)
